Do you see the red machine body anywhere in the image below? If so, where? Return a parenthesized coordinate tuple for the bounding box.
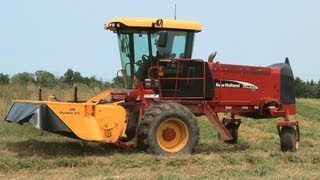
(209, 62, 296, 116)
(105, 18, 299, 152)
(133, 58, 296, 117)
(118, 57, 298, 144)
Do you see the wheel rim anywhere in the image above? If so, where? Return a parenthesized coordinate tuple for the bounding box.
(156, 118, 189, 153)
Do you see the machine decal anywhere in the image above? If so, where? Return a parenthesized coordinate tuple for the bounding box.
(59, 111, 80, 115)
(144, 94, 159, 99)
(242, 106, 249, 110)
(215, 79, 258, 90)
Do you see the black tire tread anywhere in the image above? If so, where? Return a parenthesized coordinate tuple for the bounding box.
(280, 126, 297, 152)
(123, 111, 139, 142)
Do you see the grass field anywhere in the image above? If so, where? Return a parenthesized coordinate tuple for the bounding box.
(0, 84, 320, 179)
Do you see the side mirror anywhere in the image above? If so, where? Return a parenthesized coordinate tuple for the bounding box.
(117, 69, 125, 80)
(158, 31, 168, 47)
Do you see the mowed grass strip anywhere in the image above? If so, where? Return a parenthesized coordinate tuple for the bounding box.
(0, 84, 319, 179)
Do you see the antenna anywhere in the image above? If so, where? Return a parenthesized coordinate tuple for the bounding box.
(174, 3, 177, 20)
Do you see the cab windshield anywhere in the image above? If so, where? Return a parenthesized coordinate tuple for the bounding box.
(116, 29, 195, 89)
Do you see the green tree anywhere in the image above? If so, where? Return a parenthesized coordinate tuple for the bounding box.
(103, 81, 111, 88)
(316, 88, 320, 99)
(35, 70, 56, 87)
(316, 80, 320, 99)
(73, 71, 84, 84)
(61, 69, 74, 85)
(310, 80, 315, 86)
(111, 76, 125, 88)
(60, 68, 108, 87)
(61, 69, 83, 85)
(294, 77, 305, 98)
(11, 72, 35, 85)
(305, 85, 316, 98)
(88, 76, 103, 87)
(0, 73, 10, 85)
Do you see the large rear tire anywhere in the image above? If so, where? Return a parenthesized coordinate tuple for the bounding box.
(137, 103, 199, 155)
(280, 126, 299, 152)
(123, 111, 139, 142)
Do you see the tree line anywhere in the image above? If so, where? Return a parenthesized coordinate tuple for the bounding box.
(0, 69, 124, 88)
(294, 77, 320, 98)
(0, 70, 319, 98)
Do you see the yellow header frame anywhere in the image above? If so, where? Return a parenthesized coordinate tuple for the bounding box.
(105, 17, 201, 32)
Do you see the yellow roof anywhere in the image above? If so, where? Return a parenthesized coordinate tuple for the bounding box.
(105, 17, 201, 32)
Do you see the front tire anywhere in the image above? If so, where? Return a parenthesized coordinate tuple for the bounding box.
(280, 126, 299, 152)
(137, 103, 199, 155)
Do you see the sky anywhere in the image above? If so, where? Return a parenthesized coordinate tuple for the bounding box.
(1, 0, 319, 81)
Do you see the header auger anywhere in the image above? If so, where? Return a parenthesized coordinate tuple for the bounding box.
(4, 17, 299, 154)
